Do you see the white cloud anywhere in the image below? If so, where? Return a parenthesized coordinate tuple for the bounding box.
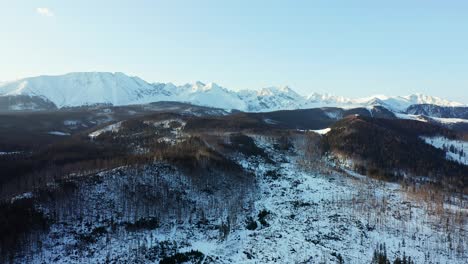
(36, 7, 54, 17)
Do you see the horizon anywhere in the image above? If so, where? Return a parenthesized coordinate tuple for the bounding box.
(1, 1, 467, 103)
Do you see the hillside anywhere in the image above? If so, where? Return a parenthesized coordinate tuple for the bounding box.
(323, 116, 468, 193)
(0, 105, 466, 263)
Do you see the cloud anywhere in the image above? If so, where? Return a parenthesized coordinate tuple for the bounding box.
(36, 7, 54, 17)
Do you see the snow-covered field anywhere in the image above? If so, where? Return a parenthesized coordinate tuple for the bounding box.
(15, 136, 467, 263)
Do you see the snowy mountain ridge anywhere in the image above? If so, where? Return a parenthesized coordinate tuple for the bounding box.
(0, 72, 464, 112)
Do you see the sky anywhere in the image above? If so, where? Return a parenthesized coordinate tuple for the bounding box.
(0, 0, 467, 103)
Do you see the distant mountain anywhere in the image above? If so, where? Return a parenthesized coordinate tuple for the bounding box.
(0, 72, 166, 108)
(0, 72, 465, 112)
(0, 95, 57, 112)
(407, 104, 468, 119)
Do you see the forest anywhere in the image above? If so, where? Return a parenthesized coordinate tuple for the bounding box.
(0, 105, 466, 263)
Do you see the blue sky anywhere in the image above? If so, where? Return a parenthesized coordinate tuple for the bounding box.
(1, 1, 467, 102)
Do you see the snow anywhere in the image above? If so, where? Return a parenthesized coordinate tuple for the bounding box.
(180, 82, 247, 111)
(88, 121, 122, 138)
(10, 192, 33, 203)
(144, 119, 186, 138)
(185, 240, 218, 255)
(144, 119, 186, 128)
(403, 93, 464, 108)
(221, 138, 467, 263)
(311, 128, 331, 135)
(394, 113, 428, 122)
(0, 72, 464, 112)
(323, 109, 343, 119)
(10, 103, 38, 111)
(64, 120, 80, 126)
(430, 117, 468, 124)
(263, 118, 279, 125)
(19, 136, 467, 263)
(48, 131, 71, 136)
(394, 113, 468, 125)
(0, 72, 161, 108)
(0, 151, 21, 155)
(227, 138, 467, 263)
(421, 136, 468, 165)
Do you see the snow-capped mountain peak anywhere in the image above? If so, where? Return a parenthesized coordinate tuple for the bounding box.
(199, 82, 225, 92)
(257, 86, 301, 99)
(190, 81, 207, 91)
(403, 93, 464, 107)
(0, 72, 465, 112)
(0, 72, 160, 107)
(306, 93, 352, 104)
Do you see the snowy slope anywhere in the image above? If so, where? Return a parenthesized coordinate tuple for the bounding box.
(13, 135, 467, 263)
(0, 72, 465, 112)
(0, 72, 166, 107)
(421, 136, 468, 165)
(176, 82, 248, 110)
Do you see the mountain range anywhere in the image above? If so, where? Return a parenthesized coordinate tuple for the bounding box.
(0, 72, 464, 112)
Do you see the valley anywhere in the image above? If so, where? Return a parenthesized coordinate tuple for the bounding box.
(0, 101, 466, 263)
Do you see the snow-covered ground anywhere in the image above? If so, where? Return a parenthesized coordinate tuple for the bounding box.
(48, 131, 71, 136)
(15, 136, 467, 263)
(393, 113, 468, 126)
(64, 120, 80, 126)
(88, 121, 122, 138)
(311, 128, 331, 135)
(0, 151, 21, 155)
(221, 138, 466, 263)
(144, 119, 186, 134)
(430, 117, 468, 124)
(421, 136, 468, 165)
(394, 113, 428, 122)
